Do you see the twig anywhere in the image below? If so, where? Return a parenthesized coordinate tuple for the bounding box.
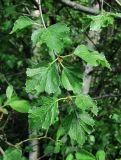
(15, 136, 55, 147)
(38, 0, 46, 28)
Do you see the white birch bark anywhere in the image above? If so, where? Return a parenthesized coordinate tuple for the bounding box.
(82, 4, 100, 94)
(29, 2, 40, 160)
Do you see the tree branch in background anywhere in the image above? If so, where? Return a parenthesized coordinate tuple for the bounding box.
(0, 147, 5, 156)
(60, 0, 100, 15)
(115, 0, 121, 6)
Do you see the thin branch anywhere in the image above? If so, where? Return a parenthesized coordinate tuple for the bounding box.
(101, 0, 104, 13)
(60, 0, 100, 15)
(0, 147, 5, 155)
(115, 0, 121, 6)
(38, 0, 46, 28)
(15, 136, 56, 147)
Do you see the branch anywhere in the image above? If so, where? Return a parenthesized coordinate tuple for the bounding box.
(0, 147, 5, 156)
(115, 0, 121, 7)
(60, 0, 100, 15)
(15, 136, 56, 147)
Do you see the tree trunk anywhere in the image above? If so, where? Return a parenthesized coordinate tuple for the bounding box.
(82, 4, 100, 94)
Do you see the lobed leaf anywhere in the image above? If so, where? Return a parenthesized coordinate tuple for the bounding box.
(29, 97, 59, 130)
(26, 65, 60, 94)
(74, 45, 110, 68)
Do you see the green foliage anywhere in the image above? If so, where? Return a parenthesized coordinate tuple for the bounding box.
(6, 99, 30, 113)
(89, 14, 114, 31)
(96, 150, 105, 160)
(74, 45, 110, 68)
(75, 150, 96, 160)
(10, 16, 34, 33)
(6, 85, 13, 100)
(75, 95, 98, 115)
(63, 111, 95, 145)
(89, 12, 121, 31)
(1, 0, 120, 159)
(31, 23, 71, 53)
(61, 67, 82, 93)
(66, 153, 74, 160)
(3, 148, 26, 160)
(26, 64, 60, 94)
(29, 96, 58, 130)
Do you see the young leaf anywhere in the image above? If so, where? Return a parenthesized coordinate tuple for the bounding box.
(96, 150, 105, 160)
(75, 150, 96, 160)
(29, 97, 59, 130)
(75, 95, 98, 115)
(74, 45, 110, 68)
(6, 99, 30, 113)
(6, 85, 13, 100)
(26, 65, 60, 94)
(61, 67, 82, 93)
(10, 16, 34, 34)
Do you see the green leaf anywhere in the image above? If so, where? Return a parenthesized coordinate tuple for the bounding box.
(66, 154, 74, 160)
(74, 45, 110, 68)
(29, 97, 59, 130)
(96, 150, 105, 160)
(6, 85, 13, 100)
(75, 95, 98, 115)
(63, 112, 94, 145)
(89, 13, 114, 31)
(68, 117, 85, 145)
(61, 67, 82, 93)
(80, 112, 95, 127)
(56, 127, 65, 140)
(31, 23, 71, 53)
(31, 28, 45, 45)
(75, 150, 96, 160)
(3, 148, 26, 160)
(6, 99, 30, 113)
(26, 64, 60, 94)
(10, 16, 33, 34)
